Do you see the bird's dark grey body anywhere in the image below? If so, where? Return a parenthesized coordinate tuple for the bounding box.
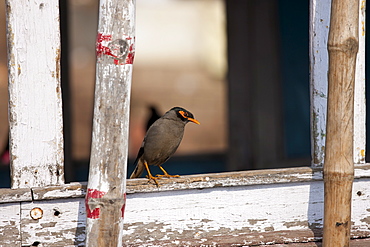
(142, 114, 186, 166)
(130, 107, 199, 180)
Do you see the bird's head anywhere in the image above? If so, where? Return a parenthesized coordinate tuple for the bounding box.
(169, 107, 200, 125)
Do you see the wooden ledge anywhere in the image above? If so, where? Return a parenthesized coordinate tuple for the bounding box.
(0, 187, 32, 203)
(1, 164, 369, 203)
(126, 164, 370, 193)
(0, 182, 87, 204)
(121, 228, 370, 247)
(126, 166, 322, 193)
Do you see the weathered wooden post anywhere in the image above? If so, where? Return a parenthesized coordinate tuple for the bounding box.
(85, 0, 135, 246)
(310, 0, 366, 168)
(5, 0, 64, 189)
(323, 0, 359, 245)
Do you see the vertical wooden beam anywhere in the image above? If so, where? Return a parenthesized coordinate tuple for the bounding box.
(85, 0, 135, 246)
(323, 0, 358, 246)
(226, 0, 282, 170)
(59, 0, 74, 182)
(353, 0, 366, 164)
(5, 0, 64, 188)
(226, 0, 254, 171)
(310, 0, 366, 167)
(248, 0, 282, 169)
(309, 0, 331, 167)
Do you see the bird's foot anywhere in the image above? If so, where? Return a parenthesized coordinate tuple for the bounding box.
(156, 174, 180, 178)
(146, 175, 161, 187)
(156, 166, 180, 179)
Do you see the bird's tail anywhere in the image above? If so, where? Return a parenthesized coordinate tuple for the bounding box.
(130, 158, 145, 178)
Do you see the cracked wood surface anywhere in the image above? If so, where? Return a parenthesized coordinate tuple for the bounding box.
(6, 0, 64, 189)
(0, 166, 369, 246)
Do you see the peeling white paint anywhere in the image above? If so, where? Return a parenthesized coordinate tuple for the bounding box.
(86, 0, 135, 246)
(354, 0, 367, 164)
(20, 199, 86, 246)
(6, 0, 64, 188)
(0, 172, 369, 245)
(122, 179, 370, 244)
(351, 180, 370, 236)
(310, 0, 366, 166)
(0, 203, 21, 246)
(310, 0, 331, 167)
(124, 183, 317, 235)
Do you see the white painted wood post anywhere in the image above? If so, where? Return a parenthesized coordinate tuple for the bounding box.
(85, 0, 135, 246)
(309, 0, 331, 167)
(354, 0, 366, 164)
(5, 0, 64, 188)
(310, 0, 366, 167)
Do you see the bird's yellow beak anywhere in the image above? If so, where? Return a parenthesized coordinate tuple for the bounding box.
(179, 110, 200, 124)
(188, 118, 200, 125)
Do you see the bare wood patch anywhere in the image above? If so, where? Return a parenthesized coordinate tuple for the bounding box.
(0, 203, 21, 246)
(127, 165, 370, 194)
(0, 167, 369, 245)
(20, 198, 86, 247)
(122, 179, 370, 245)
(32, 182, 87, 201)
(0, 187, 32, 203)
(0, 165, 369, 202)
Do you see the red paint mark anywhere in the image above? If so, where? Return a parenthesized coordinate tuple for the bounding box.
(96, 33, 116, 58)
(113, 42, 135, 65)
(85, 188, 106, 219)
(114, 59, 122, 65)
(121, 193, 127, 218)
(125, 44, 135, 64)
(96, 33, 135, 65)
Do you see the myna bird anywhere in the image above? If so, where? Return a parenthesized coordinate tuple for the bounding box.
(130, 107, 200, 186)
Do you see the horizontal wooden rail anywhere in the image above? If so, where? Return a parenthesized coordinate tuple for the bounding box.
(1, 165, 370, 203)
(1, 166, 369, 246)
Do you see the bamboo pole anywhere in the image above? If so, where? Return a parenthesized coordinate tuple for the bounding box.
(85, 0, 135, 246)
(323, 0, 359, 246)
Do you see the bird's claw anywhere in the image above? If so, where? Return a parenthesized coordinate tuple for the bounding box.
(146, 175, 161, 187)
(147, 175, 162, 179)
(155, 174, 180, 178)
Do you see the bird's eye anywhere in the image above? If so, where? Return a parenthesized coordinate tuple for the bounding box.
(179, 110, 188, 118)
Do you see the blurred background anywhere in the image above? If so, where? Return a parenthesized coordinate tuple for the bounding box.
(0, 0, 333, 187)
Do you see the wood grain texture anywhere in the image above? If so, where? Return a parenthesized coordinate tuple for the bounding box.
(86, 0, 135, 246)
(5, 0, 64, 189)
(1, 165, 369, 201)
(0, 187, 32, 203)
(353, 0, 366, 164)
(0, 167, 369, 245)
(0, 203, 21, 246)
(323, 0, 359, 246)
(122, 179, 370, 246)
(310, 0, 366, 167)
(32, 182, 87, 201)
(20, 199, 86, 246)
(309, 0, 331, 167)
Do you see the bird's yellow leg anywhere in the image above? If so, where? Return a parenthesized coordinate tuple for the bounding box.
(144, 162, 161, 186)
(156, 165, 180, 178)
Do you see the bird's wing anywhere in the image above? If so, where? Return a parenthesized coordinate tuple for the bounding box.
(129, 137, 146, 179)
(130, 149, 145, 178)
